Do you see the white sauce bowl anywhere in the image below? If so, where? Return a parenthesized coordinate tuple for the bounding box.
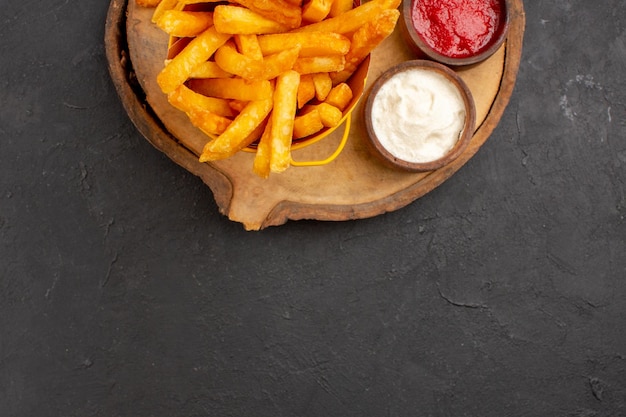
(364, 60, 476, 172)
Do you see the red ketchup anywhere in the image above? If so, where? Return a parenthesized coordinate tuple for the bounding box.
(411, 0, 502, 59)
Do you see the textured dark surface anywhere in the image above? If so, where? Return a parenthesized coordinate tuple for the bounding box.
(1, 1, 626, 416)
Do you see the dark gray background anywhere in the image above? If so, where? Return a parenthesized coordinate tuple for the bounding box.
(1, 1, 625, 416)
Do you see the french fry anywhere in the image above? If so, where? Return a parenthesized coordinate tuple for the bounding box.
(331, 9, 399, 84)
(213, 4, 290, 34)
(228, 99, 249, 112)
(167, 84, 236, 118)
(312, 72, 332, 101)
(168, 84, 236, 118)
(270, 70, 300, 173)
(302, 0, 333, 22)
(324, 82, 353, 110)
(328, 0, 352, 17)
(215, 41, 300, 81)
(255, 47, 300, 80)
(137, 0, 162, 8)
(157, 26, 231, 94)
(293, 55, 345, 74)
(214, 40, 263, 80)
(186, 108, 232, 137)
(167, 37, 192, 60)
(151, 0, 178, 23)
(293, 108, 324, 139)
(257, 31, 350, 57)
(253, 119, 273, 178)
(318, 103, 342, 127)
(178, 0, 224, 5)
(294, 0, 400, 34)
(297, 74, 316, 109)
(189, 61, 233, 79)
(188, 77, 274, 101)
(302, 102, 342, 127)
(200, 98, 273, 161)
(156, 10, 214, 37)
(234, 34, 264, 60)
(231, 0, 302, 29)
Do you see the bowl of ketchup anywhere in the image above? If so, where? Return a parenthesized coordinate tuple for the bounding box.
(401, 0, 510, 66)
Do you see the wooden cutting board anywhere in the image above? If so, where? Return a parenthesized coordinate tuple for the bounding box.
(105, 0, 525, 230)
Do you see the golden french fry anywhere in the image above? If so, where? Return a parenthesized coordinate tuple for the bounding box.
(253, 119, 273, 178)
(302, 0, 333, 22)
(312, 72, 332, 101)
(186, 108, 232, 137)
(166, 37, 192, 60)
(157, 26, 231, 94)
(214, 40, 262, 80)
(293, 55, 345, 74)
(294, 0, 400, 34)
(302, 102, 342, 127)
(137, 0, 161, 7)
(231, 0, 302, 29)
(213, 4, 290, 34)
(215, 41, 299, 81)
(156, 11, 214, 37)
(199, 119, 267, 161)
(168, 84, 236, 118)
(293, 108, 324, 139)
(256, 47, 301, 80)
(189, 61, 233, 79)
(328, 0, 353, 17)
(270, 70, 300, 173)
(324, 82, 353, 110)
(228, 99, 249, 112)
(188, 77, 274, 101)
(200, 98, 273, 161)
(331, 9, 399, 84)
(257, 31, 350, 57)
(151, 0, 178, 23)
(297, 74, 316, 109)
(234, 34, 264, 60)
(178, 0, 223, 5)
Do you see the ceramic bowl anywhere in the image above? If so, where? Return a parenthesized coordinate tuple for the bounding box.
(363, 60, 476, 172)
(400, 0, 511, 66)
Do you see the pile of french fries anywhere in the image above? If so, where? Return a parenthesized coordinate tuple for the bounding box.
(137, 0, 400, 177)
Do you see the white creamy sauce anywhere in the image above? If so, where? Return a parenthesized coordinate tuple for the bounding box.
(370, 68, 466, 163)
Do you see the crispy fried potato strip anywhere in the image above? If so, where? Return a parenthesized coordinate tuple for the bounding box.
(200, 98, 273, 161)
(302, 0, 333, 23)
(231, 0, 302, 29)
(252, 119, 273, 178)
(270, 70, 300, 173)
(331, 9, 399, 84)
(157, 26, 231, 94)
(137, 0, 162, 7)
(294, 0, 400, 34)
(257, 31, 350, 57)
(156, 10, 214, 37)
(213, 5, 290, 34)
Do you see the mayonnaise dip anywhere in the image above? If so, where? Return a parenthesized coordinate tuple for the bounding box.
(370, 68, 466, 163)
